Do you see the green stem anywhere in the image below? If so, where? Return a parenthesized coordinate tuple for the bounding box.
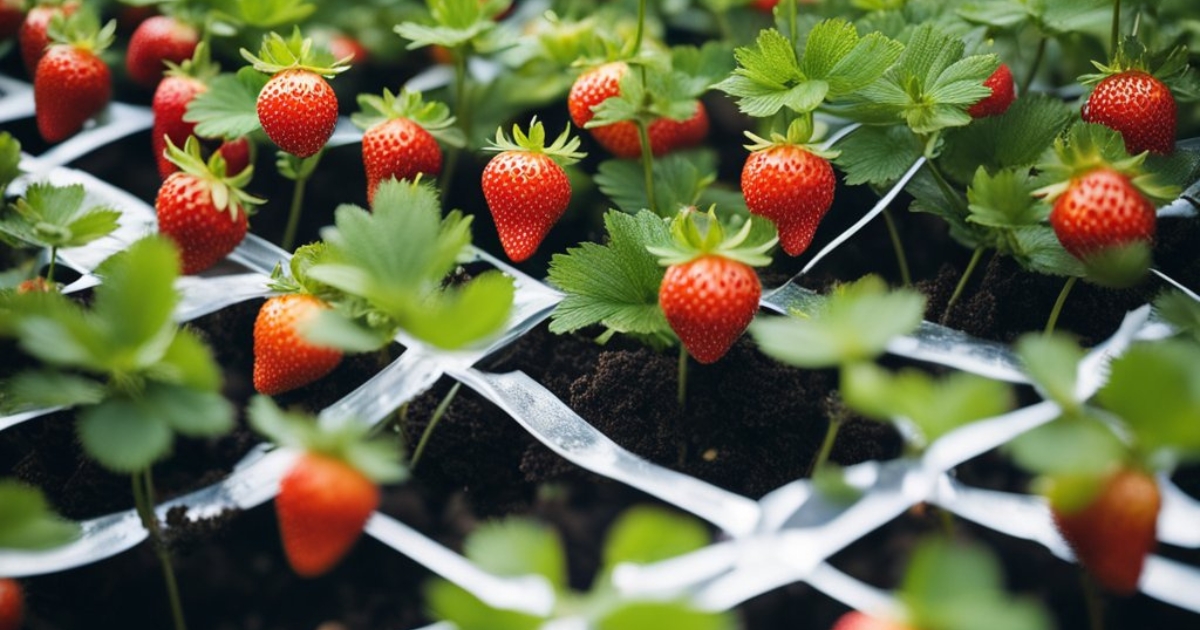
(937, 506, 957, 537)
(926, 158, 966, 215)
(881, 209, 911, 287)
(46, 246, 57, 285)
(441, 47, 472, 206)
(1044, 276, 1079, 336)
(1082, 571, 1106, 630)
(786, 0, 798, 44)
(410, 382, 461, 471)
(940, 247, 985, 325)
(1020, 36, 1047, 96)
(281, 179, 306, 252)
(807, 414, 842, 477)
(133, 470, 188, 630)
(677, 344, 688, 410)
(1110, 0, 1122, 54)
(632, 0, 647, 57)
(711, 6, 732, 40)
(636, 118, 658, 216)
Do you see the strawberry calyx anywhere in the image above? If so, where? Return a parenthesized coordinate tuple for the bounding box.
(1034, 123, 1178, 205)
(163, 135, 264, 222)
(162, 40, 218, 84)
(648, 207, 777, 268)
(484, 117, 586, 167)
(239, 27, 350, 78)
(743, 116, 840, 161)
(247, 395, 407, 484)
(45, 7, 114, 54)
(1080, 37, 1191, 89)
(267, 241, 341, 298)
(351, 87, 463, 146)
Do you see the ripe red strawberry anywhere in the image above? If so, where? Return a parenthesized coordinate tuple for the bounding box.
(568, 61, 626, 129)
(1048, 166, 1155, 261)
(0, 578, 23, 630)
(660, 254, 762, 364)
(33, 14, 114, 143)
(353, 88, 453, 205)
(18, 1, 76, 75)
(328, 33, 368, 66)
(1052, 467, 1161, 594)
(255, 68, 339, 158)
(0, 0, 24, 42)
(968, 62, 1016, 118)
(830, 611, 909, 630)
(152, 73, 204, 178)
(482, 119, 584, 262)
(253, 293, 343, 396)
(1082, 70, 1176, 155)
(751, 0, 780, 12)
(276, 451, 378, 577)
(217, 136, 252, 175)
(155, 136, 261, 274)
(742, 142, 837, 256)
(125, 15, 197, 88)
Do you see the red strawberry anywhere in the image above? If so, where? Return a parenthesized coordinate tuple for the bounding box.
(660, 254, 762, 364)
(253, 293, 343, 396)
(1048, 166, 1155, 261)
(354, 88, 452, 205)
(0, 579, 23, 630)
(155, 136, 261, 274)
(276, 452, 379, 577)
(255, 68, 339, 158)
(742, 142, 837, 256)
(328, 33, 368, 66)
(217, 136, 252, 175)
(1052, 467, 1161, 594)
(152, 73, 205, 178)
(481, 120, 584, 262)
(125, 15, 198, 88)
(568, 61, 626, 130)
(18, 1, 76, 76)
(830, 611, 909, 630)
(968, 62, 1015, 118)
(33, 14, 113, 143)
(751, 0, 779, 12)
(16, 276, 54, 293)
(0, 0, 24, 41)
(1082, 70, 1176, 155)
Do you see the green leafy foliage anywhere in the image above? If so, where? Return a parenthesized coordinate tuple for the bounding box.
(185, 68, 269, 140)
(750, 275, 926, 368)
(547, 210, 673, 340)
(465, 519, 568, 587)
(901, 538, 1053, 630)
(714, 21, 902, 118)
(305, 179, 514, 351)
(0, 237, 233, 472)
(848, 24, 998, 135)
(589, 60, 704, 127)
(1098, 339, 1200, 463)
(394, 0, 499, 50)
(1007, 415, 1127, 478)
(0, 132, 21, 199)
(940, 95, 1075, 184)
(1015, 333, 1084, 413)
(210, 0, 317, 28)
(841, 362, 1014, 445)
(0, 183, 120, 251)
(599, 506, 711, 575)
(0, 480, 80, 550)
(595, 150, 739, 217)
(1154, 289, 1200, 343)
(833, 124, 923, 186)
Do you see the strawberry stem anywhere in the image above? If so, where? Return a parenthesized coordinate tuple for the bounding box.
(677, 344, 688, 409)
(631, 0, 646, 57)
(131, 469, 188, 630)
(1044, 276, 1079, 336)
(440, 47, 471, 206)
(807, 408, 842, 478)
(45, 246, 58, 286)
(282, 162, 316, 252)
(1081, 570, 1107, 630)
(940, 246, 984, 325)
(1110, 0, 1121, 56)
(1020, 36, 1046, 96)
(636, 117, 658, 216)
(410, 382, 461, 472)
(881, 209, 912, 287)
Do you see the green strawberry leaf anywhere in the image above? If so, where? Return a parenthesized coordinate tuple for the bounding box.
(91, 237, 180, 373)
(0, 480, 80, 550)
(1015, 333, 1084, 412)
(940, 94, 1075, 184)
(2, 370, 106, 412)
(465, 519, 568, 588)
(394, 0, 497, 50)
(210, 0, 317, 28)
(1153, 289, 1200, 344)
(156, 329, 224, 391)
(547, 210, 673, 339)
(185, 68, 268, 140)
(750, 275, 926, 368)
(78, 398, 174, 473)
(0, 183, 120, 250)
(1009, 226, 1085, 277)
(143, 382, 234, 438)
(0, 132, 22, 199)
(425, 581, 543, 630)
(597, 602, 736, 630)
(1097, 339, 1200, 461)
(600, 506, 711, 576)
(803, 19, 904, 98)
(7, 292, 109, 372)
(1006, 414, 1126, 477)
(595, 150, 722, 217)
(903, 538, 1053, 630)
(841, 362, 1014, 445)
(832, 124, 923, 187)
(957, 0, 1033, 29)
(402, 271, 515, 349)
(1039, 0, 1111, 36)
(965, 167, 1047, 229)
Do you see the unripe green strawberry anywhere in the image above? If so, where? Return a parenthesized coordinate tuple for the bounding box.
(18, 1, 77, 76)
(256, 68, 339, 158)
(125, 14, 197, 88)
(482, 119, 584, 262)
(968, 62, 1016, 118)
(34, 42, 110, 143)
(660, 254, 762, 364)
(1082, 70, 1176, 155)
(742, 143, 837, 257)
(1052, 467, 1161, 594)
(253, 293, 343, 396)
(155, 137, 261, 274)
(1048, 166, 1156, 261)
(276, 452, 378, 577)
(0, 579, 22, 630)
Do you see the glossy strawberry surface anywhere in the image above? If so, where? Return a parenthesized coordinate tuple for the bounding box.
(362, 117, 442, 204)
(741, 144, 837, 256)
(1082, 70, 1176, 155)
(1049, 167, 1156, 260)
(660, 255, 762, 364)
(253, 294, 343, 396)
(155, 171, 249, 274)
(34, 43, 111, 142)
(151, 74, 205, 178)
(276, 452, 379, 577)
(482, 150, 571, 262)
(257, 68, 339, 158)
(125, 15, 197, 87)
(968, 63, 1016, 118)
